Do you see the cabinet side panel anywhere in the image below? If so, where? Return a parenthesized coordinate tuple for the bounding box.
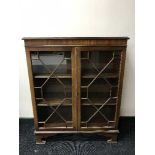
(25, 48, 38, 129)
(115, 49, 126, 128)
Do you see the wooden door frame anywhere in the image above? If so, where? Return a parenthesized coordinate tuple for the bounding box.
(26, 46, 77, 131)
(72, 47, 81, 130)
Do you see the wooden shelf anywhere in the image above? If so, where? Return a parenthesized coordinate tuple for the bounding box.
(37, 98, 116, 106)
(34, 73, 118, 79)
(80, 122, 115, 128)
(81, 98, 116, 106)
(81, 103, 116, 106)
(34, 74, 72, 79)
(82, 73, 118, 78)
(37, 98, 72, 106)
(38, 121, 73, 128)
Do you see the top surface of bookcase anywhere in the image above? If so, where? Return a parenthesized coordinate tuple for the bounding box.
(23, 37, 129, 48)
(22, 37, 129, 40)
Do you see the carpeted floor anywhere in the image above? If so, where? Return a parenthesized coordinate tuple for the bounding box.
(19, 117, 135, 155)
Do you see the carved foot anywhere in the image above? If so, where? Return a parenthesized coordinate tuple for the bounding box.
(107, 134, 117, 143)
(36, 136, 46, 144)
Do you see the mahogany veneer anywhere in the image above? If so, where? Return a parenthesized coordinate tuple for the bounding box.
(23, 37, 129, 144)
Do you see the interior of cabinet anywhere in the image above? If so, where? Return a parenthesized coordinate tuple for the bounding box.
(80, 50, 121, 128)
(31, 51, 73, 128)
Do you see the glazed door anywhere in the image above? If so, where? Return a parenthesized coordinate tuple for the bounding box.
(79, 47, 122, 130)
(30, 47, 77, 130)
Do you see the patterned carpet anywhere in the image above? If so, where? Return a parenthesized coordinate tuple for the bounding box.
(19, 117, 135, 155)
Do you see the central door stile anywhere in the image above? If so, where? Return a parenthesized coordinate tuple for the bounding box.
(72, 47, 81, 131)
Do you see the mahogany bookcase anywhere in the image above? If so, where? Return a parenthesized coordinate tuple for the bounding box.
(23, 37, 129, 144)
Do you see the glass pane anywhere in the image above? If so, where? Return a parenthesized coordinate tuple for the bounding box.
(80, 50, 121, 128)
(31, 51, 72, 128)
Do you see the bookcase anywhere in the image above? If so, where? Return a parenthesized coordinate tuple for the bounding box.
(23, 37, 129, 144)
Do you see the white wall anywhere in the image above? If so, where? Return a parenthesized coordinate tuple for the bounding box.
(19, 0, 135, 117)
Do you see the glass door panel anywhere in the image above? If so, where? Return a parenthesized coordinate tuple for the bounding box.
(80, 48, 121, 129)
(31, 50, 73, 129)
